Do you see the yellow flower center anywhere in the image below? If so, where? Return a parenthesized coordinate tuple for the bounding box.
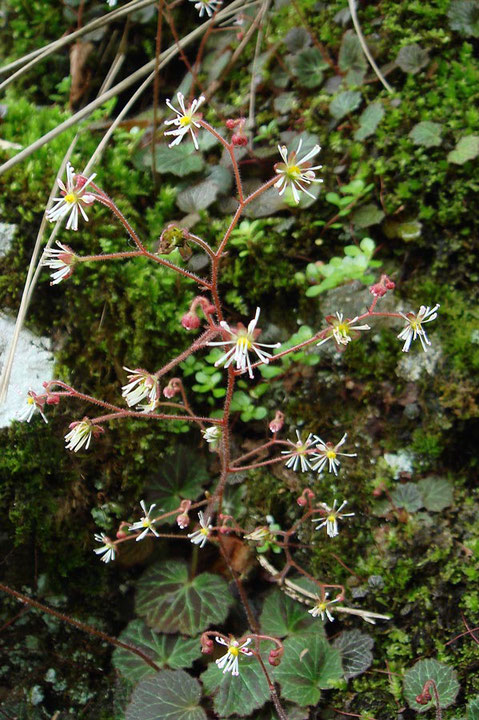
(142, 518, 151, 528)
(410, 319, 420, 331)
(335, 322, 350, 336)
(180, 115, 192, 127)
(229, 645, 239, 657)
(64, 193, 77, 204)
(327, 514, 336, 523)
(200, 527, 209, 536)
(287, 165, 301, 179)
(237, 336, 252, 351)
(318, 602, 327, 612)
(27, 397, 35, 405)
(326, 450, 336, 460)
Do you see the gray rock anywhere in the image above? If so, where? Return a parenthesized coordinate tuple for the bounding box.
(0, 222, 16, 257)
(396, 343, 442, 381)
(0, 314, 54, 427)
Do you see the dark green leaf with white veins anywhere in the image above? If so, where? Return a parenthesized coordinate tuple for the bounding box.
(294, 48, 326, 88)
(354, 103, 385, 141)
(403, 659, 460, 713)
(409, 121, 443, 148)
(329, 91, 362, 120)
(136, 560, 233, 635)
(201, 649, 272, 717)
(332, 630, 374, 679)
(259, 590, 318, 638)
(150, 143, 204, 177)
(274, 633, 343, 707)
(125, 669, 206, 720)
(113, 619, 202, 683)
(148, 447, 208, 521)
(395, 44, 430, 74)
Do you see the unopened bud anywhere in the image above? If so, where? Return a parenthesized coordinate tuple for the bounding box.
(225, 119, 237, 129)
(297, 488, 315, 506)
(268, 647, 283, 666)
(201, 634, 214, 654)
(269, 411, 284, 434)
(117, 521, 130, 539)
(46, 393, 61, 405)
(232, 133, 248, 146)
(163, 379, 181, 399)
(177, 513, 190, 529)
(369, 274, 395, 298)
(181, 311, 200, 330)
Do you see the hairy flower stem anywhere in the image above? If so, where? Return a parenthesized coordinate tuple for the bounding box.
(0, 582, 160, 672)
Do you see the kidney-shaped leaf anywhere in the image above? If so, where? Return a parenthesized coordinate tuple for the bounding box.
(125, 669, 206, 720)
(404, 659, 460, 713)
(201, 652, 271, 717)
(417, 476, 454, 511)
(274, 633, 343, 707)
(113, 619, 202, 683)
(259, 590, 318, 638)
(333, 630, 374, 679)
(136, 561, 233, 635)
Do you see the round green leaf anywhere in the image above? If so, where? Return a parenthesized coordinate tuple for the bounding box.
(332, 630, 374, 679)
(354, 102, 385, 141)
(329, 91, 362, 120)
(417, 476, 454, 511)
(294, 48, 326, 88)
(447, 135, 479, 164)
(448, 1, 479, 38)
(201, 651, 271, 717)
(395, 44, 430, 74)
(125, 669, 206, 720)
(274, 633, 343, 707)
(151, 143, 204, 177)
(409, 122, 443, 148)
(404, 659, 460, 712)
(391, 483, 424, 512)
(148, 447, 208, 520)
(136, 561, 233, 635)
(113, 620, 203, 683)
(259, 590, 318, 638)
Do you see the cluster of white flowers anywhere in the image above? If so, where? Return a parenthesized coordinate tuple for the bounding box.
(282, 432, 356, 475)
(207, 307, 280, 379)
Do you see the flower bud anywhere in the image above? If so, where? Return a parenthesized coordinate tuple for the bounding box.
(46, 393, 61, 405)
(177, 513, 190, 529)
(269, 410, 284, 434)
(268, 647, 283, 666)
(369, 274, 395, 298)
(225, 119, 237, 129)
(117, 521, 130, 539)
(232, 133, 248, 146)
(201, 634, 214, 654)
(181, 311, 200, 330)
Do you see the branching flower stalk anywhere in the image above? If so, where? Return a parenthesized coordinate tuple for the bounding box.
(31, 102, 438, 714)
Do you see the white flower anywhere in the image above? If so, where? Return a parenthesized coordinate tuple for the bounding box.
(317, 312, 370, 349)
(93, 533, 116, 563)
(188, 511, 212, 548)
(189, 0, 222, 17)
(130, 500, 160, 542)
(164, 93, 205, 151)
(215, 637, 253, 675)
(65, 419, 94, 452)
(122, 367, 159, 408)
(202, 425, 223, 447)
(274, 139, 323, 204)
(312, 499, 355, 538)
(17, 390, 48, 424)
(310, 433, 356, 475)
(207, 307, 280, 379)
(308, 593, 340, 622)
(42, 241, 76, 285)
(281, 430, 316, 472)
(397, 304, 440, 353)
(46, 162, 97, 231)
(106, 0, 117, 6)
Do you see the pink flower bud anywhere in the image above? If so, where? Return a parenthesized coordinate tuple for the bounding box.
(201, 634, 214, 654)
(269, 410, 284, 434)
(225, 119, 237, 129)
(46, 393, 61, 405)
(369, 274, 395, 297)
(232, 133, 248, 146)
(181, 311, 200, 330)
(177, 513, 190, 529)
